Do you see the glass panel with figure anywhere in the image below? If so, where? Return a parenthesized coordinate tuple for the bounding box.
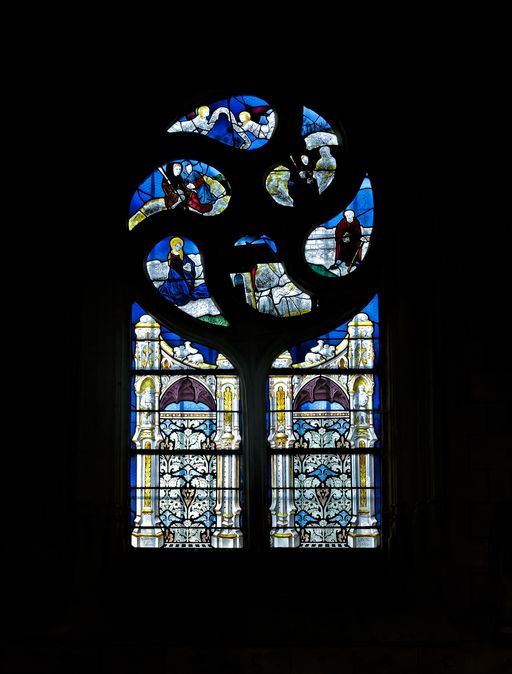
(167, 94, 276, 150)
(146, 235, 228, 326)
(265, 106, 339, 207)
(305, 175, 374, 276)
(267, 295, 381, 548)
(129, 159, 231, 229)
(130, 304, 243, 549)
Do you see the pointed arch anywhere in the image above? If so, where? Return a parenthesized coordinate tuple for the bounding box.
(160, 376, 216, 410)
(293, 375, 349, 410)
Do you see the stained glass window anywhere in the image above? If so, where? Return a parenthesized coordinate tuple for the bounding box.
(128, 91, 383, 551)
(130, 304, 242, 548)
(268, 296, 381, 548)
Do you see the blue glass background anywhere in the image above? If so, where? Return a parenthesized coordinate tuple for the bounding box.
(317, 176, 374, 231)
(286, 294, 379, 365)
(302, 106, 334, 135)
(131, 302, 230, 368)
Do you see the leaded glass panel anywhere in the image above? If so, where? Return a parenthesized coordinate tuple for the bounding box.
(130, 304, 243, 548)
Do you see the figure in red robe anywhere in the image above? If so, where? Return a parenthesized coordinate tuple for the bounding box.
(161, 162, 218, 214)
(330, 209, 362, 271)
(183, 163, 217, 214)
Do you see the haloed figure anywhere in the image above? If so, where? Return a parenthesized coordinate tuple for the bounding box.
(158, 237, 209, 306)
(168, 105, 213, 134)
(330, 209, 362, 271)
(236, 108, 276, 149)
(193, 105, 212, 132)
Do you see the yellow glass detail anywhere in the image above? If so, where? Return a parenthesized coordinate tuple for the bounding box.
(360, 454, 367, 508)
(144, 455, 151, 509)
(224, 386, 233, 429)
(276, 386, 285, 428)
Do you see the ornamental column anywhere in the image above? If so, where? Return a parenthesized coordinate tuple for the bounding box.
(346, 313, 380, 548)
(268, 376, 300, 548)
(131, 315, 164, 548)
(211, 376, 243, 548)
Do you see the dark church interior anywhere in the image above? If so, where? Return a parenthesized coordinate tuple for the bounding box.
(7, 51, 510, 673)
